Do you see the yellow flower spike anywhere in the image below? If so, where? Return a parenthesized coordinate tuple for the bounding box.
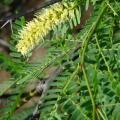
(16, 1, 77, 55)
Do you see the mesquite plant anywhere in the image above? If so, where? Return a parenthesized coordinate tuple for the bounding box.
(0, 0, 120, 120)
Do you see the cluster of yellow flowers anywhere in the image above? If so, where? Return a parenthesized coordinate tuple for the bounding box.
(16, 2, 76, 55)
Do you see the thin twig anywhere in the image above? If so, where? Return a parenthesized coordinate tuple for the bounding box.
(0, 38, 10, 48)
(25, 45, 81, 120)
(31, 67, 63, 119)
(96, 108, 108, 120)
(0, 0, 61, 22)
(99, 103, 120, 107)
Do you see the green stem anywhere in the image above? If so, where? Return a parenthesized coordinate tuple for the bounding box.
(105, 0, 118, 16)
(97, 109, 108, 120)
(63, 64, 80, 92)
(80, 2, 107, 120)
(82, 67, 96, 120)
(95, 34, 116, 84)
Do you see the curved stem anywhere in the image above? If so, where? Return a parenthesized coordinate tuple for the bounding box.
(80, 2, 107, 120)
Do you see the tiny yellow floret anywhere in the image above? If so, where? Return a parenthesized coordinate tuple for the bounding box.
(16, 2, 76, 55)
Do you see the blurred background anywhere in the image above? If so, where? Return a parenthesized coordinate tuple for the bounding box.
(0, 0, 92, 88)
(0, 0, 51, 114)
(0, 0, 47, 83)
(0, 0, 92, 113)
(0, 0, 45, 53)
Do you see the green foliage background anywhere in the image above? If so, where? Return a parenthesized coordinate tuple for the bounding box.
(0, 0, 120, 120)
